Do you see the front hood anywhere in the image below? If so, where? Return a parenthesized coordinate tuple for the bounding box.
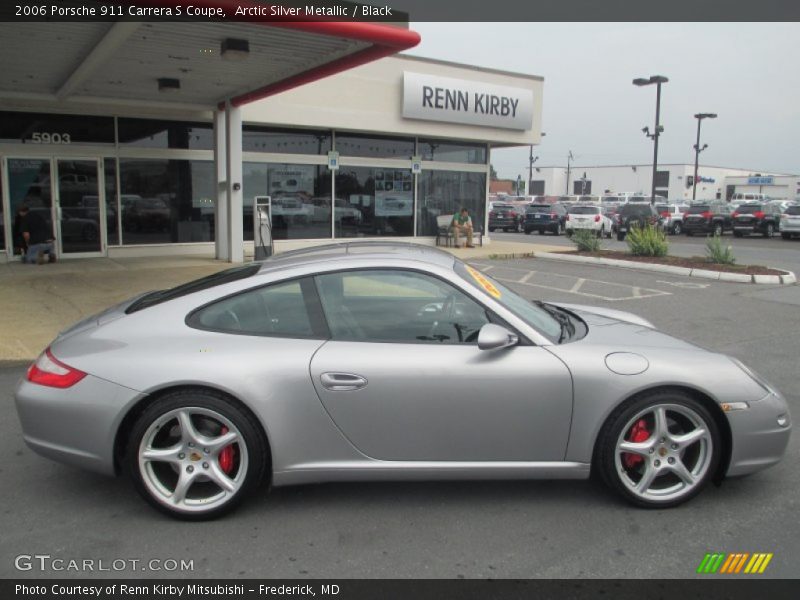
(552, 302, 702, 352)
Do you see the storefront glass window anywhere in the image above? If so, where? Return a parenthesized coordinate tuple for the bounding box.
(0, 167, 4, 252)
(0, 112, 115, 146)
(335, 167, 414, 238)
(416, 171, 487, 236)
(264, 163, 332, 240)
(6, 158, 52, 256)
(418, 139, 487, 164)
(242, 127, 331, 154)
(118, 159, 215, 245)
(117, 118, 213, 150)
(104, 158, 119, 246)
(335, 134, 415, 159)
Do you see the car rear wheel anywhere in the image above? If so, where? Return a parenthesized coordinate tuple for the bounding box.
(712, 223, 723, 237)
(671, 222, 682, 235)
(733, 231, 744, 238)
(616, 232, 625, 241)
(765, 223, 774, 238)
(126, 390, 268, 520)
(782, 232, 791, 240)
(596, 391, 720, 508)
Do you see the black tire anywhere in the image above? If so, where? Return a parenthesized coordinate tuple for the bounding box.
(595, 390, 721, 508)
(671, 222, 682, 235)
(555, 223, 564, 236)
(616, 232, 625, 241)
(686, 231, 694, 237)
(488, 227, 495, 233)
(782, 232, 791, 240)
(126, 389, 268, 520)
(764, 223, 775, 238)
(524, 228, 531, 235)
(733, 231, 744, 238)
(712, 223, 723, 237)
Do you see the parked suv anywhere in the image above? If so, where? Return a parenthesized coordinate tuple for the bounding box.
(683, 202, 732, 237)
(732, 202, 781, 237)
(565, 205, 613, 238)
(615, 203, 662, 241)
(488, 203, 520, 232)
(780, 204, 800, 240)
(656, 203, 689, 235)
(524, 203, 567, 235)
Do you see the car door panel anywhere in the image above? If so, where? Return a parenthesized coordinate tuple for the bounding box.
(309, 341, 573, 462)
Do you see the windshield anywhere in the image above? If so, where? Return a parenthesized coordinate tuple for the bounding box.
(454, 262, 562, 341)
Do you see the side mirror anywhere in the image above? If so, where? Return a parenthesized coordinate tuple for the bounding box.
(477, 323, 519, 351)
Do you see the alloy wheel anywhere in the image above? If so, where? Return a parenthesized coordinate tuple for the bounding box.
(613, 403, 714, 504)
(137, 407, 248, 514)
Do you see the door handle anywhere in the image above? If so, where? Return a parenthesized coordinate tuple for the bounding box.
(320, 372, 368, 391)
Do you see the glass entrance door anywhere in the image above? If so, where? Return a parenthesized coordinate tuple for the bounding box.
(54, 159, 103, 255)
(6, 158, 54, 258)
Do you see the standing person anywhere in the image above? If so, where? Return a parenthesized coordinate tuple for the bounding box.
(19, 205, 56, 264)
(451, 207, 475, 248)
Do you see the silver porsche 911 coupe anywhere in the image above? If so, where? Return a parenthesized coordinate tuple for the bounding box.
(15, 242, 791, 519)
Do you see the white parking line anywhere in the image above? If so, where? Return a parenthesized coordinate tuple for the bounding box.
(471, 262, 671, 302)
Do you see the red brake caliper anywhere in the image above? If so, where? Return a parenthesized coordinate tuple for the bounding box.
(218, 426, 235, 475)
(622, 419, 650, 469)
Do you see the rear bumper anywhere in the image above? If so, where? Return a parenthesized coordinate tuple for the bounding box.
(14, 374, 143, 475)
(726, 391, 791, 477)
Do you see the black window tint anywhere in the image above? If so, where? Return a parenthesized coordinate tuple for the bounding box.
(785, 206, 800, 215)
(687, 205, 711, 214)
(315, 270, 490, 344)
(190, 279, 315, 337)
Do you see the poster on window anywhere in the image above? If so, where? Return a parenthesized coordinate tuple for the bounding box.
(374, 170, 414, 216)
(268, 166, 315, 217)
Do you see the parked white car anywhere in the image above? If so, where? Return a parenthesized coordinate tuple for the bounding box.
(656, 202, 690, 235)
(565, 204, 613, 238)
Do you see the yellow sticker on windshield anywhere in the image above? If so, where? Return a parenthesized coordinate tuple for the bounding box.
(465, 265, 502, 299)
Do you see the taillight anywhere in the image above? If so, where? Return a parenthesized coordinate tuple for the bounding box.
(550, 212, 557, 218)
(594, 214, 601, 222)
(732, 211, 739, 217)
(566, 214, 571, 221)
(754, 211, 765, 219)
(27, 348, 87, 388)
(660, 211, 669, 218)
(489, 211, 496, 218)
(702, 211, 713, 219)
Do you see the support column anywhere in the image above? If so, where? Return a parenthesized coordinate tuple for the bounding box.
(213, 108, 228, 261)
(225, 102, 244, 263)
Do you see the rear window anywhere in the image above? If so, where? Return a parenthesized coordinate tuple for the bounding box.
(568, 206, 599, 215)
(492, 204, 514, 210)
(656, 204, 670, 213)
(126, 264, 261, 313)
(785, 205, 800, 215)
(527, 205, 552, 213)
(620, 204, 653, 216)
(687, 205, 712, 214)
(735, 204, 764, 214)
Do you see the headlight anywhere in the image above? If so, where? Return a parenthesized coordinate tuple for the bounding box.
(729, 357, 777, 395)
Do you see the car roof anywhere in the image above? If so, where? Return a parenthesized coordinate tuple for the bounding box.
(255, 241, 456, 274)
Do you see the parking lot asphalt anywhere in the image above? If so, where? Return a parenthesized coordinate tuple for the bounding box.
(1, 255, 798, 580)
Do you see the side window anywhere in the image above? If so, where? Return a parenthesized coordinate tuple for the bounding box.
(315, 270, 491, 344)
(190, 279, 316, 337)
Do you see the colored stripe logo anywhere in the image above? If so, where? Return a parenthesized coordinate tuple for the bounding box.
(696, 553, 773, 574)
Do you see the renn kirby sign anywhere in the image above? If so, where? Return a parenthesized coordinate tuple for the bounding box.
(402, 72, 534, 131)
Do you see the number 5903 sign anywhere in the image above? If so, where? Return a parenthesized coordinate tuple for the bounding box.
(29, 132, 72, 144)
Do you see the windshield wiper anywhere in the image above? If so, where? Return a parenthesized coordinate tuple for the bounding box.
(534, 301, 575, 343)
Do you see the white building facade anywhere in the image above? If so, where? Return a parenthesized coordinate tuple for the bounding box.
(527, 164, 794, 201)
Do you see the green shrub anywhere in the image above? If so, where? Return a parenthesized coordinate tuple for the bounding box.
(626, 223, 669, 257)
(571, 229, 602, 252)
(706, 234, 736, 265)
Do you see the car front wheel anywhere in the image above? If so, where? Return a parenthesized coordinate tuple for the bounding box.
(596, 391, 720, 508)
(126, 389, 268, 520)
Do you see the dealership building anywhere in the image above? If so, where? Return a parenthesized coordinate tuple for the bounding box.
(0, 19, 542, 263)
(528, 164, 798, 202)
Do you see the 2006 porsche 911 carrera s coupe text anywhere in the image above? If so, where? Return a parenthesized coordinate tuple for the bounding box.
(15, 242, 791, 519)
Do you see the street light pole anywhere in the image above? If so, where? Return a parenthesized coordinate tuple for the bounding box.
(565, 150, 573, 194)
(692, 112, 717, 200)
(633, 75, 668, 205)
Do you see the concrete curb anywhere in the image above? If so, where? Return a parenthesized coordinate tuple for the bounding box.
(535, 252, 796, 285)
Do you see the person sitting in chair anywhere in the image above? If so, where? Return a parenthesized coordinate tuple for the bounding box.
(451, 207, 475, 248)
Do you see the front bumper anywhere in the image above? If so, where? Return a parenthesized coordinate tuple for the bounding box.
(15, 374, 143, 475)
(726, 391, 792, 477)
